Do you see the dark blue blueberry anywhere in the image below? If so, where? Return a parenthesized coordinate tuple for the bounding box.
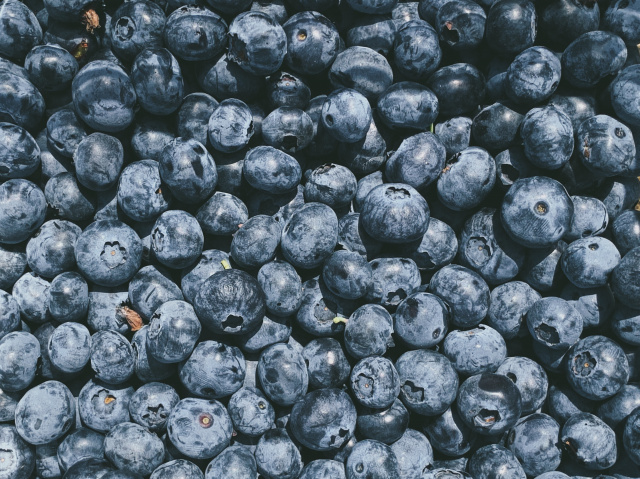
(204, 446, 256, 479)
(347, 14, 397, 57)
(435, 0, 486, 51)
(350, 356, 399, 409)
(57, 428, 105, 472)
(501, 176, 574, 248)
(603, 0, 640, 44)
(300, 460, 346, 479)
(0, 290, 20, 340)
(389, 429, 432, 479)
(0, 122, 40, 180)
(132, 326, 175, 383)
(357, 398, 409, 444)
(444, 325, 507, 376)
(284, 11, 340, 74)
(0, 179, 46, 245)
(429, 265, 490, 328)
(456, 373, 522, 436)
(394, 292, 449, 348)
(393, 1, 420, 25)
(90, 330, 134, 385)
(228, 387, 275, 437)
(48, 322, 91, 374)
(598, 383, 640, 430)
(104, 422, 165, 476)
(228, 11, 287, 76)
(198, 53, 266, 103)
(15, 380, 75, 445)
(255, 428, 302, 479)
(485, 0, 536, 55)
(74, 133, 124, 192)
(423, 406, 476, 457)
(158, 138, 218, 205)
(35, 440, 62, 479)
(329, 46, 394, 100)
(243, 146, 301, 195)
(177, 93, 219, 146)
(306, 95, 340, 159)
(262, 106, 314, 153)
(0, 331, 40, 392)
(521, 240, 567, 293)
(539, 0, 599, 49)
(26, 220, 80, 279)
(147, 300, 201, 364)
(45, 172, 96, 222)
(344, 304, 394, 359)
(152, 459, 204, 479)
(208, 99, 254, 153)
(230, 215, 280, 269)
(562, 31, 627, 88)
(377, 82, 438, 130)
(0, 0, 42, 61)
(12, 272, 51, 325)
(266, 71, 311, 110)
(403, 217, 457, 272)
(303, 337, 351, 389)
(565, 282, 614, 330)
(305, 163, 357, 209)
(526, 297, 583, 350)
(385, 132, 445, 191)
(496, 356, 548, 414)
(396, 349, 458, 416)
(322, 250, 373, 300)
(0, 245, 27, 292)
(0, 70, 45, 132)
(505, 47, 561, 105)
(167, 397, 232, 460)
(393, 20, 440, 80)
(427, 63, 485, 118)
(129, 382, 179, 433)
(281, 202, 338, 269)
(72, 61, 137, 133)
(547, 383, 596, 426)
(128, 266, 183, 321)
(471, 103, 523, 153)
(360, 184, 430, 244)
(130, 113, 175, 162)
(117, 160, 171, 223)
(46, 109, 87, 159)
(109, 0, 166, 62)
(258, 260, 303, 316)
(435, 117, 472, 158)
(291, 388, 357, 450)
(564, 195, 609, 243)
(164, 6, 227, 62)
(152, 210, 204, 270)
(337, 212, 383, 260)
(494, 147, 541, 191)
(194, 269, 265, 335)
(257, 342, 308, 406)
(561, 412, 617, 470)
(237, 312, 292, 354)
(564, 335, 630, 400)
(354, 172, 384, 213)
(597, 177, 640, 222)
(321, 88, 372, 143)
(505, 413, 561, 476)
(610, 65, 640, 127)
(75, 220, 143, 288)
(437, 147, 496, 211)
(196, 191, 248, 236)
(0, 424, 34, 479)
(181, 250, 230, 305)
(623, 407, 640, 467)
(564, 235, 622, 287)
(468, 444, 526, 479)
(345, 439, 400, 479)
(613, 210, 640, 256)
(612, 304, 640, 347)
(521, 106, 574, 171)
(179, 340, 245, 399)
(77, 379, 135, 434)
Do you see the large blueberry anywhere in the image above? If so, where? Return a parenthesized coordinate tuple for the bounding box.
(505, 47, 561, 105)
(164, 6, 227, 62)
(0, 179, 46, 245)
(257, 343, 308, 406)
(520, 106, 574, 170)
(561, 412, 617, 470)
(104, 422, 165, 476)
(377, 82, 438, 130)
(147, 300, 201, 364)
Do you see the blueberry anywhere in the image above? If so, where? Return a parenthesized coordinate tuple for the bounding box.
(350, 356, 399, 409)
(345, 439, 400, 479)
(610, 65, 640, 127)
(48, 322, 91, 374)
(90, 330, 134, 385)
(377, 82, 438, 130)
(128, 266, 183, 322)
(598, 383, 640, 430)
(152, 459, 204, 479)
(612, 304, 640, 347)
(539, 0, 599, 49)
(435, 117, 472, 158)
(456, 373, 522, 436)
(204, 446, 257, 479)
(74, 133, 125, 192)
(501, 176, 574, 248)
(281, 202, 338, 269)
(436, 0, 486, 51)
(62, 459, 113, 479)
(0, 179, 47, 245)
(0, 290, 20, 340)
(564, 335, 630, 400)
(561, 237, 621, 289)
(427, 63, 485, 118)
(496, 356, 548, 414)
(320, 88, 373, 143)
(429, 265, 490, 328)
(151, 210, 204, 269)
(262, 106, 314, 153)
(117, 160, 171, 223)
(104, 422, 165, 476)
(177, 93, 219, 145)
(385, 132, 446, 191)
(0, 0, 41, 61)
(423, 406, 476, 457)
(258, 260, 303, 316)
(0, 122, 40, 180)
(46, 109, 87, 159)
(322, 250, 373, 300)
(597, 176, 640, 221)
(26, 220, 81, 279)
(228, 387, 275, 437)
(303, 337, 351, 389)
(198, 53, 266, 103)
(521, 240, 567, 293)
(394, 292, 449, 348)
(393, 20, 441, 80)
(329, 46, 394, 100)
(109, 0, 166, 62)
(521, 106, 574, 170)
(485, 0, 536, 55)
(0, 70, 45, 132)
(527, 297, 584, 350)
(228, 11, 287, 76)
(164, 6, 227, 62)
(295, 277, 356, 337)
(266, 71, 311, 110)
(255, 428, 303, 479)
(208, 99, 254, 153)
(505, 413, 562, 476)
(505, 47, 561, 105)
(444, 325, 507, 376)
(57, 428, 105, 472)
(167, 397, 232, 460)
(128, 382, 179, 434)
(147, 300, 201, 364)
(471, 103, 524, 152)
(561, 412, 617, 470)
(77, 379, 135, 434)
(158, 138, 218, 204)
(45, 172, 96, 222)
(307, 95, 340, 159)
(344, 304, 394, 359)
(0, 424, 35, 479)
(396, 349, 458, 416)
(347, 14, 397, 57)
(438, 147, 496, 211)
(258, 342, 308, 406)
(468, 444, 526, 479)
(72, 61, 137, 133)
(196, 191, 248, 236)
(612, 247, 640, 310)
(421, 468, 471, 478)
(0, 331, 40, 392)
(623, 407, 640, 467)
(564, 195, 609, 242)
(12, 272, 51, 325)
(181, 250, 230, 306)
(612, 210, 640, 255)
(346, 0, 398, 13)
(179, 340, 245, 399)
(404, 218, 458, 272)
(487, 281, 540, 340)
(0, 245, 27, 291)
(603, 0, 640, 44)
(300, 460, 346, 479)
(131, 326, 175, 384)
(231, 214, 281, 269)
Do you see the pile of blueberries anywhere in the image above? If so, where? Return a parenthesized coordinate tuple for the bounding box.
(1, 0, 640, 478)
